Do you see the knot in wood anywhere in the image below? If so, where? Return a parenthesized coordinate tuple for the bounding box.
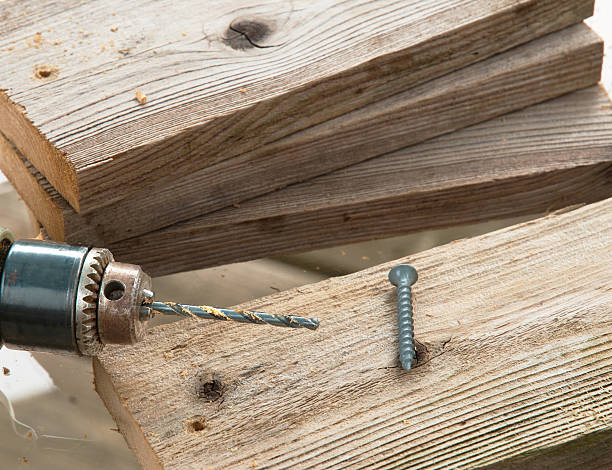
(224, 19, 272, 50)
(196, 371, 226, 401)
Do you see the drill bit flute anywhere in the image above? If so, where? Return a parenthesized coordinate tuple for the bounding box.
(150, 302, 319, 330)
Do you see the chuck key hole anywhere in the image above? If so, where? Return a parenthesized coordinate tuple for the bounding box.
(104, 280, 126, 301)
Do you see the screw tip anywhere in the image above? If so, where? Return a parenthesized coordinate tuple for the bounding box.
(388, 264, 418, 287)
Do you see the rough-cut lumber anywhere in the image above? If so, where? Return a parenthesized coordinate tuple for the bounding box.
(6, 83, 611, 276)
(0, 1, 595, 216)
(94, 198, 612, 469)
(112, 87, 612, 275)
(0, 24, 604, 246)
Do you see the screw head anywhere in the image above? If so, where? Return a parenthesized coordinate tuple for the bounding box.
(388, 264, 418, 287)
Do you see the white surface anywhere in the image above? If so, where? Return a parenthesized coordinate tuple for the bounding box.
(0, 349, 55, 402)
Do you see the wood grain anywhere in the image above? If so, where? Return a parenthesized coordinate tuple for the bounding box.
(0, 25, 604, 247)
(0, 0, 594, 215)
(5, 84, 611, 276)
(94, 198, 612, 469)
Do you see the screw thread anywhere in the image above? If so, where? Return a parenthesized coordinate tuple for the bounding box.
(397, 284, 416, 370)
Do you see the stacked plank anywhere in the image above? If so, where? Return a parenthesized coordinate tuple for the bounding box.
(0, 0, 609, 276)
(2, 3, 612, 469)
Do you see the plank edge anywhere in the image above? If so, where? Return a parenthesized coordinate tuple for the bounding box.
(94, 357, 163, 470)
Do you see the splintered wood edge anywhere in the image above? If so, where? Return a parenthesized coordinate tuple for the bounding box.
(93, 358, 163, 470)
(0, 91, 80, 211)
(0, 131, 66, 240)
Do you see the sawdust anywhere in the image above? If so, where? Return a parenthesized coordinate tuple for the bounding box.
(135, 89, 147, 104)
(34, 65, 59, 80)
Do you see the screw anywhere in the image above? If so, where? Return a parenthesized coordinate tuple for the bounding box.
(388, 264, 418, 371)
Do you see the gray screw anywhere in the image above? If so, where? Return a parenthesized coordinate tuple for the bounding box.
(388, 264, 418, 371)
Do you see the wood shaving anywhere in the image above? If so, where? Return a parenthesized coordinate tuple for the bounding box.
(34, 65, 59, 80)
(135, 89, 147, 104)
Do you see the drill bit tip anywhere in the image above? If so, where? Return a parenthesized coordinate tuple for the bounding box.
(150, 301, 319, 331)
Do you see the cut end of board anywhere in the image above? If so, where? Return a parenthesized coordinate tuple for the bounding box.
(0, 131, 67, 241)
(0, 90, 80, 212)
(93, 357, 164, 470)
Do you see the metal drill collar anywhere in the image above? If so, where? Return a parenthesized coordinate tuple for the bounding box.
(98, 262, 152, 345)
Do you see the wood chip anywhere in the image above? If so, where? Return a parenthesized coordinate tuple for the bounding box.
(34, 64, 59, 80)
(110, 26, 119, 32)
(135, 89, 147, 104)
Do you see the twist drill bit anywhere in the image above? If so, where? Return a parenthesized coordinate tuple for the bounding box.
(149, 301, 319, 330)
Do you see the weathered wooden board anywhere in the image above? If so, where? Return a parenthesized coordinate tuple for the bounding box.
(0, 25, 604, 248)
(94, 198, 612, 469)
(0, 0, 595, 217)
(5, 83, 611, 276)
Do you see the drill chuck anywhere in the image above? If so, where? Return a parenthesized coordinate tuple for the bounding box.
(0, 227, 152, 356)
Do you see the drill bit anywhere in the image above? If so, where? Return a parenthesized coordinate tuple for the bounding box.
(149, 301, 319, 330)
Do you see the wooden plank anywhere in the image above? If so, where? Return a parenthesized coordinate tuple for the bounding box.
(0, 0, 594, 216)
(0, 24, 604, 247)
(112, 87, 612, 276)
(6, 83, 611, 276)
(94, 198, 612, 469)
